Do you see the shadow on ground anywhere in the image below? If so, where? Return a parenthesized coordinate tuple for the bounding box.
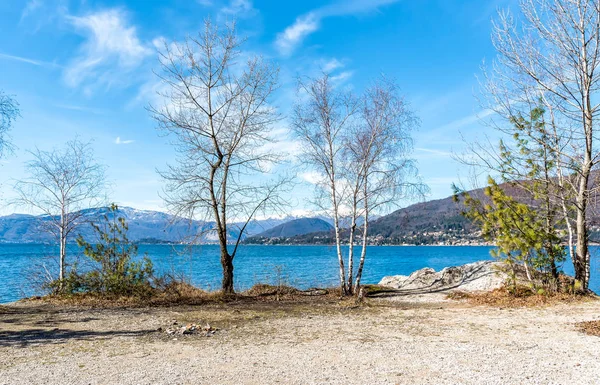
(0, 304, 156, 348)
(0, 328, 154, 348)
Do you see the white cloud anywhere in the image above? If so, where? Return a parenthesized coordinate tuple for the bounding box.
(275, 13, 320, 56)
(330, 70, 354, 83)
(64, 9, 152, 91)
(115, 137, 135, 145)
(0, 52, 60, 68)
(54, 103, 105, 115)
(274, 0, 400, 56)
(321, 58, 344, 73)
(414, 148, 453, 158)
(300, 171, 323, 185)
(220, 0, 254, 15)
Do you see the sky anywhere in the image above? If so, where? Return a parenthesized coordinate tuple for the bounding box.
(0, 0, 515, 217)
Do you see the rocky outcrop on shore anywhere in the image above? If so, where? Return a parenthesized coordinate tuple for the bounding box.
(379, 261, 506, 294)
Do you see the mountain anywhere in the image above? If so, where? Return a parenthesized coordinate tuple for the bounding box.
(243, 184, 533, 245)
(0, 207, 305, 244)
(250, 218, 333, 239)
(244, 194, 477, 246)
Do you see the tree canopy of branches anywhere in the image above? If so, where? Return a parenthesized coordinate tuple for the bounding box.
(480, 0, 600, 290)
(293, 74, 424, 295)
(0, 90, 19, 157)
(13, 139, 107, 288)
(344, 77, 424, 294)
(292, 73, 357, 294)
(149, 20, 285, 294)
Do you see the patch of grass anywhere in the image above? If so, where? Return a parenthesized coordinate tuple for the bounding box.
(576, 320, 600, 337)
(243, 284, 298, 298)
(360, 284, 393, 296)
(22, 281, 353, 310)
(447, 286, 596, 308)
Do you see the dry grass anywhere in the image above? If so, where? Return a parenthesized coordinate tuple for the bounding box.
(576, 320, 600, 337)
(22, 282, 350, 310)
(447, 286, 597, 308)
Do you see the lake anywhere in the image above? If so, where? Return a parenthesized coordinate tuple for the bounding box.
(0, 244, 598, 303)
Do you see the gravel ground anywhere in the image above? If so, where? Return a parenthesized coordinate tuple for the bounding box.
(1, 297, 600, 385)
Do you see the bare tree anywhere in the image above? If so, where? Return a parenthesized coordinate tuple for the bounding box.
(0, 91, 19, 157)
(13, 139, 107, 287)
(292, 73, 358, 294)
(482, 0, 600, 290)
(344, 77, 425, 294)
(149, 20, 285, 294)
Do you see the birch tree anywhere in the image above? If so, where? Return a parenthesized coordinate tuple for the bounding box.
(149, 20, 284, 294)
(13, 139, 107, 288)
(344, 77, 424, 294)
(292, 73, 358, 294)
(482, 0, 600, 290)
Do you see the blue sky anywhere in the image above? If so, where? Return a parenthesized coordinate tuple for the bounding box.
(0, 0, 514, 216)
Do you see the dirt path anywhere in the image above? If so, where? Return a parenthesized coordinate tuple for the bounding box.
(1, 297, 600, 384)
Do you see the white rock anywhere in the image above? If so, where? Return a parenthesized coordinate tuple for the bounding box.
(379, 261, 506, 293)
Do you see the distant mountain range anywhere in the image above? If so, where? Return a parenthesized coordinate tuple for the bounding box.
(245, 183, 592, 246)
(0, 197, 477, 245)
(6, 181, 599, 245)
(245, 194, 478, 246)
(253, 218, 333, 239)
(244, 181, 600, 245)
(0, 207, 329, 244)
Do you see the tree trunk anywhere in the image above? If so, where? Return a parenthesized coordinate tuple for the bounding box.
(574, 151, 591, 290)
(59, 227, 65, 282)
(560, 192, 575, 270)
(524, 260, 532, 283)
(574, 56, 594, 291)
(220, 246, 234, 294)
(331, 188, 346, 294)
(354, 200, 369, 294)
(575, 197, 588, 290)
(347, 215, 357, 294)
(549, 259, 558, 281)
(59, 208, 66, 292)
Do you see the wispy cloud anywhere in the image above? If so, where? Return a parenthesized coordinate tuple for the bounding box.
(20, 0, 42, 22)
(18, 0, 69, 33)
(275, 0, 400, 56)
(214, 0, 257, 21)
(220, 0, 254, 15)
(115, 137, 135, 145)
(54, 103, 105, 115)
(330, 70, 354, 83)
(415, 148, 453, 158)
(275, 13, 320, 56)
(299, 171, 322, 185)
(64, 8, 152, 92)
(435, 109, 494, 133)
(321, 58, 344, 73)
(0, 52, 60, 68)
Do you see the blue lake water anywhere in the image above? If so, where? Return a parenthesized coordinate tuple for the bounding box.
(0, 244, 598, 303)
